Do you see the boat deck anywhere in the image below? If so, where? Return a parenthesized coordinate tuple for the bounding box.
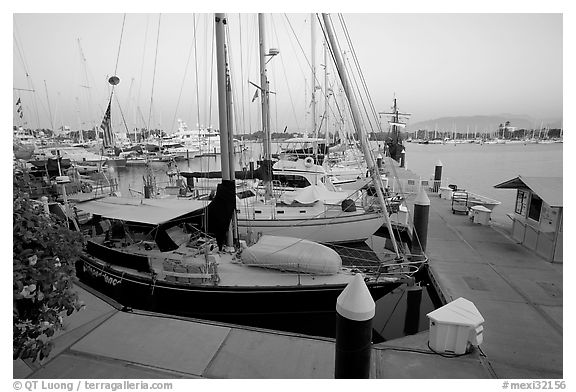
(14, 191, 562, 379)
(87, 233, 396, 287)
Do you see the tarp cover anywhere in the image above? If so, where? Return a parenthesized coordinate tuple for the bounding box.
(278, 185, 353, 206)
(242, 235, 342, 275)
(76, 197, 208, 225)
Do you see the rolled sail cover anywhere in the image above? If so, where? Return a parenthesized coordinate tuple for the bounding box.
(242, 235, 342, 275)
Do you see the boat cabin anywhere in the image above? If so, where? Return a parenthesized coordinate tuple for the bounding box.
(494, 176, 562, 263)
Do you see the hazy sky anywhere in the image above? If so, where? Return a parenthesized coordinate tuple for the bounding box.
(12, 12, 563, 134)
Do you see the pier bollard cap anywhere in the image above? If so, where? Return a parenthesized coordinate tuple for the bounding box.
(415, 188, 431, 206)
(435, 160, 443, 167)
(336, 273, 375, 321)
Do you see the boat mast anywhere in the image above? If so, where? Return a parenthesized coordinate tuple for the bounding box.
(321, 13, 400, 257)
(215, 13, 234, 247)
(324, 41, 329, 147)
(75, 97, 84, 143)
(43, 80, 55, 132)
(310, 13, 317, 141)
(215, 14, 231, 182)
(258, 13, 273, 199)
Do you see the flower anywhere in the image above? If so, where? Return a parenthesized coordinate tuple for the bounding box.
(28, 255, 37, 266)
(20, 284, 37, 299)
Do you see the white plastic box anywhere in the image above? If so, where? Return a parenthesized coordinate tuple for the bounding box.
(438, 186, 453, 200)
(470, 205, 491, 225)
(427, 297, 484, 355)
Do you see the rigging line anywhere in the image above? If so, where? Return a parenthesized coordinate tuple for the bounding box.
(379, 287, 406, 336)
(114, 14, 127, 76)
(147, 14, 162, 135)
(114, 93, 131, 136)
(137, 14, 150, 129)
(78, 39, 94, 129)
(193, 14, 201, 128)
(226, 22, 247, 150)
(281, 14, 309, 93)
(247, 14, 258, 133)
(331, 17, 371, 139)
(282, 14, 322, 99)
(338, 14, 381, 133)
(13, 32, 30, 77)
(327, 16, 365, 141)
(224, 23, 236, 131)
(13, 26, 41, 129)
(343, 49, 370, 140)
(238, 14, 247, 135)
(171, 14, 198, 133)
(203, 15, 210, 127)
(271, 14, 300, 131)
(208, 18, 216, 129)
(317, 17, 351, 138)
(43, 80, 54, 131)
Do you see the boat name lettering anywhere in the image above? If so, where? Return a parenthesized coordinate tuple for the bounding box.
(83, 264, 121, 286)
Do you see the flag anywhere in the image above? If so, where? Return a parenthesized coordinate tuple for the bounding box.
(100, 100, 113, 148)
(17, 106, 22, 113)
(251, 89, 259, 102)
(19, 112, 23, 119)
(16, 98, 21, 106)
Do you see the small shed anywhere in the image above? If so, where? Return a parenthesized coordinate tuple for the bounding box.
(494, 176, 562, 263)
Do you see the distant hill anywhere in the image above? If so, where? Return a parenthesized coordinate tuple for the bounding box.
(409, 114, 562, 132)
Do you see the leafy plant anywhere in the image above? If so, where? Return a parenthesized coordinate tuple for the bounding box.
(13, 186, 85, 361)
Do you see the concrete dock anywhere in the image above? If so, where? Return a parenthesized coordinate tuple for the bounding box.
(13, 191, 562, 379)
(424, 193, 563, 378)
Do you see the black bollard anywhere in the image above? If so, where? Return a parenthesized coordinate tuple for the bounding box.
(403, 284, 423, 335)
(411, 188, 430, 255)
(335, 274, 374, 379)
(433, 160, 443, 193)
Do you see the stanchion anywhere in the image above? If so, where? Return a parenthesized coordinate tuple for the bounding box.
(335, 274, 374, 379)
(411, 188, 430, 254)
(433, 160, 443, 192)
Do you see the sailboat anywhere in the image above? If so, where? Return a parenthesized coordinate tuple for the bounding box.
(182, 14, 389, 246)
(74, 13, 422, 320)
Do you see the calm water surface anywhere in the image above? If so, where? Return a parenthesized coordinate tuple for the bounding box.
(403, 142, 563, 226)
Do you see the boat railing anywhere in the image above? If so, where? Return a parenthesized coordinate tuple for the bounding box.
(239, 259, 424, 285)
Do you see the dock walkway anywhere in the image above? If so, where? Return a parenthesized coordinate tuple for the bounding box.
(13, 192, 562, 379)
(424, 192, 562, 378)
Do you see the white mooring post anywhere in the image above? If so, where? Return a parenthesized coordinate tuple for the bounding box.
(335, 273, 375, 378)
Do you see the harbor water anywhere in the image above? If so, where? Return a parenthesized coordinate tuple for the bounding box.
(401, 141, 563, 227)
(103, 141, 562, 340)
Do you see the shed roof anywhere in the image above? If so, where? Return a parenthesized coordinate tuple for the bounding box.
(494, 176, 562, 207)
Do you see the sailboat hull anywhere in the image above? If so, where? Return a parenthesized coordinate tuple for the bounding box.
(237, 212, 385, 244)
(75, 256, 400, 318)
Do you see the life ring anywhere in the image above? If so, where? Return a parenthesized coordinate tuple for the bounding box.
(304, 157, 314, 168)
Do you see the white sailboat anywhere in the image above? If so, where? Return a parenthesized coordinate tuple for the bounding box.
(226, 14, 388, 245)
